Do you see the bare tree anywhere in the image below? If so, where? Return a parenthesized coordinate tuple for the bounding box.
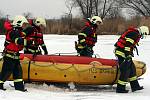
(72, 0, 120, 19)
(23, 12, 33, 19)
(65, 0, 76, 28)
(0, 10, 4, 18)
(0, 10, 6, 34)
(73, 0, 93, 18)
(117, 0, 150, 17)
(99, 0, 118, 19)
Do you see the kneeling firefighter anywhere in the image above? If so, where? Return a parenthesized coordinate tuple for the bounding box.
(75, 16, 102, 57)
(0, 15, 30, 91)
(114, 26, 149, 93)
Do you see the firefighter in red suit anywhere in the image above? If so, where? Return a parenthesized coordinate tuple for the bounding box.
(24, 17, 48, 55)
(75, 16, 102, 57)
(114, 26, 149, 93)
(0, 15, 29, 91)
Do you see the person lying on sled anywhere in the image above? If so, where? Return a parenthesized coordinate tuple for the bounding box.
(24, 17, 48, 55)
(75, 16, 102, 57)
(114, 26, 149, 93)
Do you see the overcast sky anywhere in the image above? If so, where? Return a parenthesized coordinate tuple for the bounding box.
(0, 0, 78, 19)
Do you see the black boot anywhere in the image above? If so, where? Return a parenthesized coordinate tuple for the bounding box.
(116, 84, 129, 93)
(14, 81, 27, 92)
(130, 80, 143, 92)
(0, 83, 6, 91)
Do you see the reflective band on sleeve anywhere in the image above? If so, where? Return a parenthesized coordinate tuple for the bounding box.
(24, 39, 27, 46)
(125, 37, 134, 44)
(93, 33, 96, 37)
(5, 40, 10, 44)
(5, 54, 20, 59)
(115, 50, 125, 58)
(80, 39, 86, 43)
(129, 76, 137, 82)
(0, 80, 4, 84)
(14, 79, 23, 82)
(15, 38, 19, 44)
(125, 47, 131, 51)
(41, 44, 46, 46)
(78, 45, 84, 49)
(118, 80, 128, 85)
(28, 49, 40, 53)
(79, 33, 87, 37)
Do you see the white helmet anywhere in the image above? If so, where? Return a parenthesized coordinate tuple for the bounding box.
(34, 17, 46, 27)
(90, 16, 103, 25)
(138, 26, 149, 38)
(12, 15, 28, 27)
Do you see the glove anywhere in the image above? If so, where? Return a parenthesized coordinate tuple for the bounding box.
(85, 46, 91, 51)
(125, 55, 132, 61)
(85, 46, 93, 54)
(44, 50, 48, 55)
(32, 52, 37, 58)
(75, 41, 78, 50)
(42, 45, 48, 55)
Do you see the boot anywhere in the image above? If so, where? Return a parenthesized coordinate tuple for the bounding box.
(14, 81, 27, 92)
(116, 84, 129, 93)
(0, 83, 6, 91)
(130, 80, 144, 92)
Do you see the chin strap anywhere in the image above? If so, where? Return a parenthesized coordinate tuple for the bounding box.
(134, 45, 139, 56)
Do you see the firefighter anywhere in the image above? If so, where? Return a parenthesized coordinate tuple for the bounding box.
(114, 26, 149, 93)
(0, 15, 29, 91)
(75, 16, 102, 57)
(24, 17, 48, 55)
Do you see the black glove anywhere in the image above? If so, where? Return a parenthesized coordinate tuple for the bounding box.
(85, 46, 91, 51)
(42, 46, 48, 55)
(44, 50, 48, 55)
(125, 55, 132, 61)
(85, 46, 93, 54)
(75, 41, 78, 50)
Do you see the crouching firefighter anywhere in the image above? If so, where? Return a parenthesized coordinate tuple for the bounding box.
(0, 15, 29, 91)
(114, 26, 149, 93)
(75, 16, 102, 57)
(24, 17, 48, 55)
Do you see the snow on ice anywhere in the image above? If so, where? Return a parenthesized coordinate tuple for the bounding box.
(0, 35, 150, 100)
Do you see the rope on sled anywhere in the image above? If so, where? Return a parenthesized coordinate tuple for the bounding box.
(23, 59, 117, 85)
